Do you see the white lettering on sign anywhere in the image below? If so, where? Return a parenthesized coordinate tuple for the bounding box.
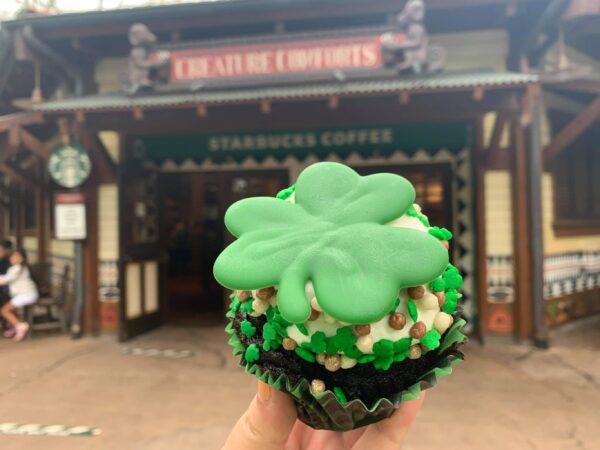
(207, 128, 394, 152)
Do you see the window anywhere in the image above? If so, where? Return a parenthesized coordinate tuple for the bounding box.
(553, 141, 600, 235)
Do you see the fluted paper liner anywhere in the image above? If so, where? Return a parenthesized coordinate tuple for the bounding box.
(226, 318, 467, 431)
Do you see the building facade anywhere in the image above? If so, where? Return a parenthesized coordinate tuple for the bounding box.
(0, 0, 598, 343)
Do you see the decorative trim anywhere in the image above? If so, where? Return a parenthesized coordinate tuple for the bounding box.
(99, 260, 120, 303)
(486, 251, 600, 301)
(544, 251, 600, 298)
(486, 255, 514, 303)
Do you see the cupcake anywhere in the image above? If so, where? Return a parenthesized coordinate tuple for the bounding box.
(214, 162, 466, 431)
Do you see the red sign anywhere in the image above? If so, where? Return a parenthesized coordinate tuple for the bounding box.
(54, 193, 85, 205)
(165, 34, 406, 82)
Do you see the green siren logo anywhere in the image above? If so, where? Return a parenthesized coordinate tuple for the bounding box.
(48, 144, 92, 189)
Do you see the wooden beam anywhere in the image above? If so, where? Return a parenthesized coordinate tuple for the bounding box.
(0, 143, 21, 164)
(0, 112, 44, 133)
(485, 112, 508, 168)
(474, 117, 488, 341)
(510, 117, 534, 340)
(36, 160, 48, 264)
(20, 129, 53, 160)
(8, 127, 21, 147)
(544, 95, 600, 162)
(0, 162, 42, 190)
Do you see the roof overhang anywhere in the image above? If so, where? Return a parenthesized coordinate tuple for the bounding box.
(31, 72, 538, 115)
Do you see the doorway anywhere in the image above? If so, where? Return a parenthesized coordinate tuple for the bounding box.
(160, 170, 289, 325)
(354, 164, 453, 231)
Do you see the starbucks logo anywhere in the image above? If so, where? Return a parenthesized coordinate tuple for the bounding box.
(48, 145, 92, 188)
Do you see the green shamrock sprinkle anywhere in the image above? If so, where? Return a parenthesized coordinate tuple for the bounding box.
(443, 265, 463, 290)
(407, 205, 431, 227)
(333, 387, 348, 405)
(262, 323, 278, 341)
(240, 300, 254, 314)
(393, 350, 409, 362)
(270, 321, 288, 337)
(310, 332, 327, 354)
(214, 162, 449, 324)
(358, 354, 377, 364)
(393, 337, 412, 354)
(325, 327, 358, 354)
(344, 346, 363, 359)
(428, 226, 453, 241)
(421, 329, 441, 350)
(240, 320, 256, 338)
(374, 355, 394, 371)
(372, 339, 395, 370)
(407, 299, 418, 322)
(443, 291, 459, 314)
(373, 339, 394, 357)
(388, 298, 400, 314)
(244, 344, 259, 363)
(429, 278, 445, 292)
(294, 347, 316, 363)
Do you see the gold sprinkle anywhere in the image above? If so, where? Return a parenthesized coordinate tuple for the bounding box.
(316, 353, 327, 365)
(410, 322, 426, 339)
(388, 312, 407, 330)
(324, 354, 341, 372)
(255, 287, 276, 301)
(282, 337, 297, 351)
(236, 290, 252, 302)
(353, 324, 371, 336)
(408, 344, 422, 360)
(311, 379, 326, 393)
(407, 286, 425, 299)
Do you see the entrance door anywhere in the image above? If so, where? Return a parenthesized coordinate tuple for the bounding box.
(354, 164, 453, 230)
(119, 144, 166, 340)
(160, 170, 289, 323)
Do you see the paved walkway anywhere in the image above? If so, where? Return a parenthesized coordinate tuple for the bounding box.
(0, 318, 599, 450)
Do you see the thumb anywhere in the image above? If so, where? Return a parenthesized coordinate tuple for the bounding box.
(223, 381, 297, 450)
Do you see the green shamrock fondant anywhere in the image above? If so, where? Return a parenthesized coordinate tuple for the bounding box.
(213, 162, 449, 324)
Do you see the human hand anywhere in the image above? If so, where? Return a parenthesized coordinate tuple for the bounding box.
(223, 381, 425, 450)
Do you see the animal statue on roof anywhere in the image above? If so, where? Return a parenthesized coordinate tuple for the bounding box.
(125, 23, 170, 95)
(381, 0, 446, 75)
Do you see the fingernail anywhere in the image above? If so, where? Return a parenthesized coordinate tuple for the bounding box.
(257, 381, 271, 402)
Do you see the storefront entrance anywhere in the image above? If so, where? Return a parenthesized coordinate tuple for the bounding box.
(160, 170, 289, 325)
(119, 163, 289, 339)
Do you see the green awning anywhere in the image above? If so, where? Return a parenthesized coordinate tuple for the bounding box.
(139, 121, 471, 165)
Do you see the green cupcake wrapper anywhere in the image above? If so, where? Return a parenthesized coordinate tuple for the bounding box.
(226, 318, 467, 431)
